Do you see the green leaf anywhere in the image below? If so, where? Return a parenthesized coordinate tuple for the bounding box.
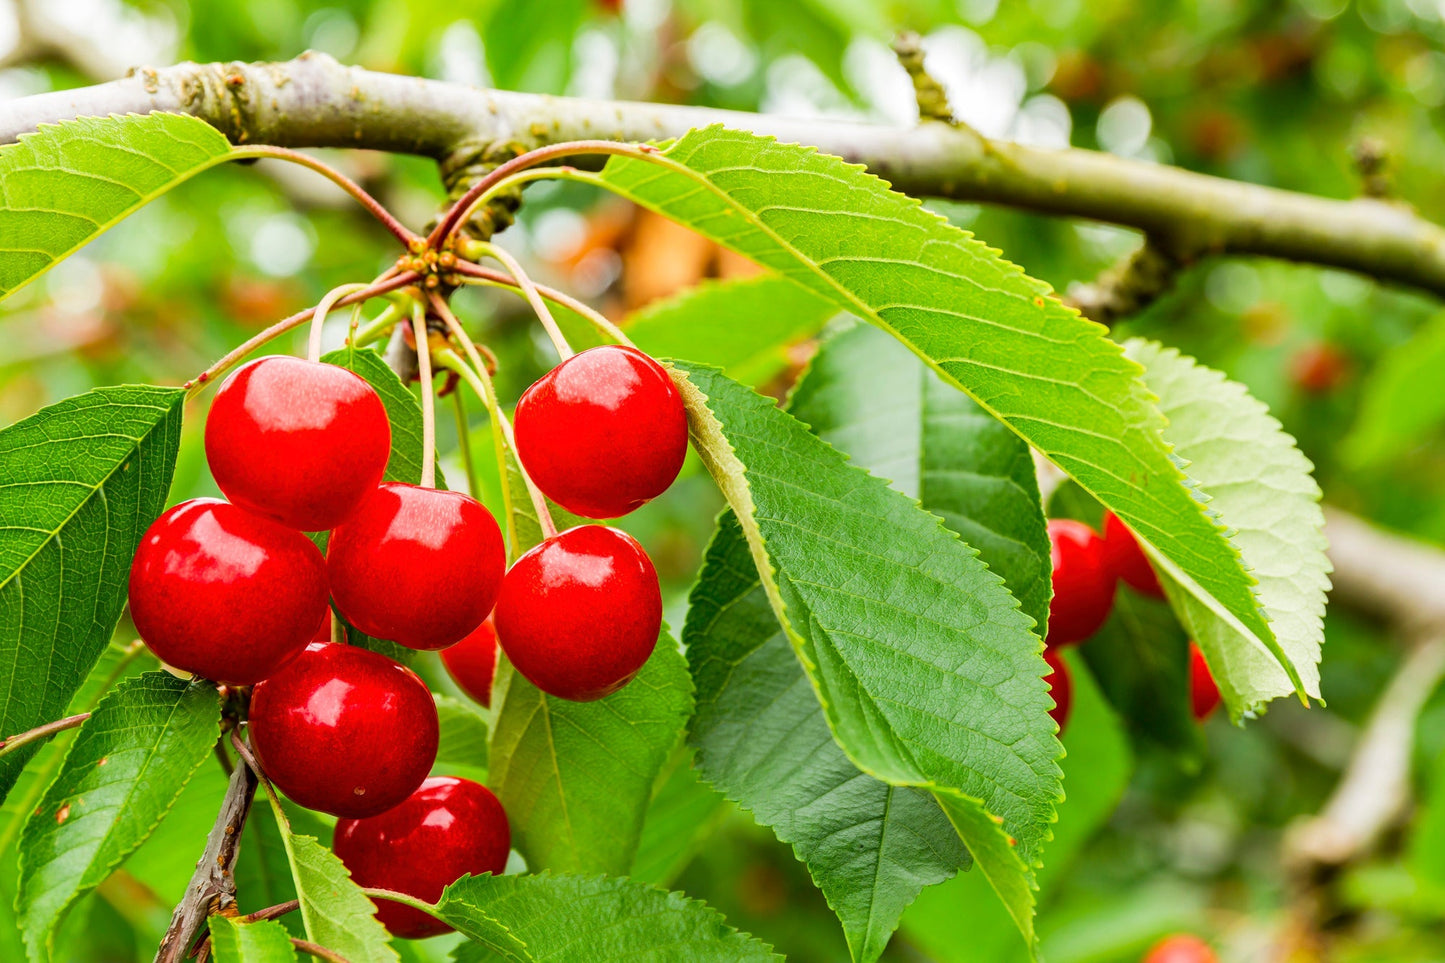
(597, 127, 1284, 688)
(208, 916, 298, 963)
(0, 113, 234, 301)
(1343, 310, 1445, 467)
(683, 322, 1051, 960)
(434, 694, 489, 784)
(670, 362, 1057, 947)
(488, 635, 693, 875)
(0, 385, 184, 802)
(439, 872, 780, 962)
(1123, 340, 1330, 717)
(623, 276, 836, 386)
(631, 745, 726, 888)
(688, 513, 971, 963)
(265, 792, 398, 963)
(17, 672, 218, 961)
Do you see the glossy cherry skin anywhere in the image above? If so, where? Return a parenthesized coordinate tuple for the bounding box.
(1189, 642, 1222, 721)
(440, 615, 499, 708)
(128, 499, 328, 684)
(249, 642, 439, 818)
(205, 356, 391, 532)
(1101, 511, 1164, 599)
(1045, 519, 1115, 647)
(327, 483, 505, 650)
(495, 525, 661, 701)
(334, 776, 510, 939)
(513, 345, 687, 519)
(1143, 934, 1218, 963)
(1044, 648, 1072, 736)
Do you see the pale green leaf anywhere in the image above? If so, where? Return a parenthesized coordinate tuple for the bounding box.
(209, 916, 299, 963)
(434, 694, 489, 784)
(671, 362, 1057, 947)
(0, 385, 184, 802)
(597, 127, 1285, 689)
(0, 113, 234, 300)
(1343, 311, 1445, 467)
(440, 872, 780, 962)
(17, 672, 218, 961)
(623, 276, 836, 386)
(1124, 340, 1330, 717)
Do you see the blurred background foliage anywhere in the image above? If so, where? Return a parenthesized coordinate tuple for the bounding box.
(2, 0, 1444, 960)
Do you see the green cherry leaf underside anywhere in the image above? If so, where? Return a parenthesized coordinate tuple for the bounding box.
(0, 384, 185, 804)
(685, 323, 1052, 962)
(487, 631, 693, 876)
(671, 362, 1055, 948)
(0, 112, 234, 301)
(208, 915, 299, 963)
(433, 694, 490, 784)
(597, 126, 1290, 693)
(264, 791, 398, 963)
(17, 672, 218, 962)
(630, 745, 726, 889)
(1124, 340, 1330, 717)
(440, 872, 780, 963)
(623, 276, 837, 386)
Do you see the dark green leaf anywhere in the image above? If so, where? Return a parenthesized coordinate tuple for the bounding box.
(0, 385, 184, 802)
(17, 672, 218, 960)
(0, 113, 234, 300)
(631, 745, 726, 888)
(208, 916, 298, 963)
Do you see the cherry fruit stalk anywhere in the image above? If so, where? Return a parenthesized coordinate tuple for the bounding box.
(249, 642, 439, 818)
(514, 345, 687, 519)
(128, 499, 329, 684)
(496, 525, 661, 701)
(206, 356, 391, 532)
(335, 776, 510, 939)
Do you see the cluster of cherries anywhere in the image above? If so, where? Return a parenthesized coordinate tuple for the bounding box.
(1041, 511, 1222, 735)
(126, 342, 686, 938)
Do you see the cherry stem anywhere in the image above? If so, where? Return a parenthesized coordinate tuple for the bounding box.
(471, 241, 573, 360)
(0, 712, 90, 759)
(188, 270, 417, 397)
(238, 899, 300, 925)
(231, 145, 419, 248)
(350, 303, 403, 348)
(452, 389, 480, 498)
(410, 299, 438, 490)
(452, 258, 634, 348)
(427, 294, 558, 540)
(229, 727, 286, 816)
(306, 282, 372, 363)
(429, 140, 660, 247)
(290, 938, 352, 963)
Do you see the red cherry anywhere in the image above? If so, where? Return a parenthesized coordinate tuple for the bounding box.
(1044, 648, 1072, 736)
(1143, 933, 1218, 963)
(334, 776, 510, 939)
(205, 356, 391, 532)
(128, 499, 328, 685)
(327, 483, 505, 650)
(1102, 511, 1164, 598)
(495, 525, 661, 701)
(440, 615, 499, 708)
(514, 345, 687, 519)
(249, 642, 439, 818)
(1046, 519, 1115, 647)
(1289, 341, 1350, 395)
(1189, 642, 1222, 721)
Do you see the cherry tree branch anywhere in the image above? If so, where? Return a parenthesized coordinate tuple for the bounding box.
(2, 53, 1445, 297)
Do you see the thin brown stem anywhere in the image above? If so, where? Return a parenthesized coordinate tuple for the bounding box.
(290, 938, 353, 963)
(231, 144, 418, 247)
(0, 712, 89, 758)
(238, 899, 301, 925)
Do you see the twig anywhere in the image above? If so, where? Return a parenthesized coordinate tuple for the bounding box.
(0, 712, 90, 759)
(238, 899, 300, 925)
(291, 939, 352, 963)
(1064, 241, 1181, 324)
(892, 32, 954, 124)
(1323, 507, 1445, 636)
(155, 753, 259, 963)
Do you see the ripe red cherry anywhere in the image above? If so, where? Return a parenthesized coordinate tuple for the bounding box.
(495, 525, 661, 701)
(205, 356, 391, 532)
(1143, 933, 1218, 963)
(334, 776, 509, 939)
(1046, 519, 1115, 647)
(327, 483, 505, 650)
(128, 498, 328, 685)
(1189, 642, 1222, 721)
(440, 615, 499, 708)
(1289, 341, 1350, 395)
(1044, 649, 1072, 736)
(1102, 511, 1164, 598)
(513, 345, 687, 519)
(249, 642, 439, 818)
